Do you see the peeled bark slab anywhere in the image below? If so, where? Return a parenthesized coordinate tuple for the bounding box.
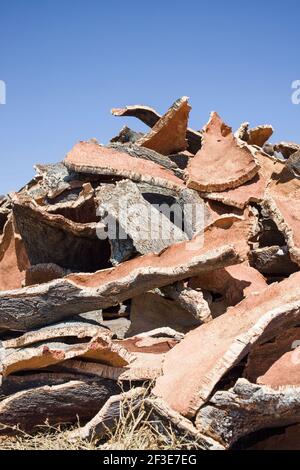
(12, 195, 110, 272)
(244, 326, 300, 384)
(186, 112, 260, 192)
(64, 141, 184, 192)
(110, 126, 144, 144)
(159, 282, 212, 323)
(274, 141, 300, 159)
(96, 179, 188, 259)
(143, 397, 225, 450)
(2, 320, 109, 349)
(137, 97, 191, 155)
(0, 222, 241, 331)
(236, 123, 273, 147)
(0, 378, 119, 434)
(263, 169, 300, 266)
(1, 332, 134, 377)
(120, 336, 179, 354)
(286, 149, 300, 178)
(21, 163, 93, 203)
(201, 152, 281, 209)
(126, 291, 201, 337)
(55, 352, 164, 381)
(153, 271, 300, 417)
(0, 372, 95, 397)
(70, 387, 146, 442)
(25, 263, 69, 286)
(0, 216, 30, 290)
(111, 103, 202, 154)
(195, 379, 300, 448)
(108, 142, 181, 177)
(189, 264, 267, 307)
(249, 245, 298, 275)
(257, 348, 300, 389)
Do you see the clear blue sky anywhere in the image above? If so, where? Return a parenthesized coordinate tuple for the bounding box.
(0, 0, 299, 194)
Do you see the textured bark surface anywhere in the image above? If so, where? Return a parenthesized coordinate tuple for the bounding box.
(236, 123, 273, 148)
(0, 378, 120, 434)
(200, 152, 281, 209)
(108, 142, 182, 177)
(152, 272, 300, 417)
(126, 291, 201, 337)
(55, 352, 164, 381)
(274, 141, 300, 159)
(186, 113, 260, 192)
(244, 326, 300, 384)
(96, 179, 188, 260)
(158, 282, 212, 323)
(257, 347, 300, 388)
(189, 263, 268, 308)
(137, 97, 191, 155)
(263, 167, 300, 266)
(70, 387, 146, 442)
(25, 263, 69, 286)
(0, 224, 240, 331)
(249, 245, 298, 275)
(0, 332, 134, 377)
(111, 103, 202, 154)
(0, 216, 30, 291)
(143, 397, 225, 450)
(195, 379, 300, 448)
(2, 320, 109, 349)
(110, 126, 144, 144)
(64, 141, 184, 192)
(286, 149, 300, 178)
(12, 195, 110, 272)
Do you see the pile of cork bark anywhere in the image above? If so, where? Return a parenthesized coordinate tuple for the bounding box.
(0, 97, 300, 450)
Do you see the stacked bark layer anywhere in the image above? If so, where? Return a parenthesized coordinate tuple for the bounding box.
(0, 97, 300, 449)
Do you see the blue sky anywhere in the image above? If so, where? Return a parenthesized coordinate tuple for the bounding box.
(0, 0, 299, 194)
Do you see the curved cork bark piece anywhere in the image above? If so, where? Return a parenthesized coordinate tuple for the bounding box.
(96, 179, 188, 259)
(12, 193, 110, 273)
(0, 332, 134, 377)
(0, 218, 242, 331)
(195, 379, 300, 448)
(2, 320, 109, 349)
(70, 387, 146, 442)
(111, 103, 202, 154)
(257, 347, 300, 389)
(64, 141, 184, 192)
(244, 326, 300, 384)
(136, 97, 191, 155)
(274, 141, 300, 159)
(152, 271, 300, 418)
(56, 352, 164, 381)
(126, 291, 202, 337)
(263, 166, 300, 266)
(0, 216, 30, 291)
(0, 378, 120, 434)
(189, 263, 268, 308)
(201, 152, 282, 209)
(108, 142, 182, 177)
(236, 123, 273, 148)
(186, 112, 260, 192)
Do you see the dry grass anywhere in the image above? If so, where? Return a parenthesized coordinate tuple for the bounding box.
(0, 391, 200, 451)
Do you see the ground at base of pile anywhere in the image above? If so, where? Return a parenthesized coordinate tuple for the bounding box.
(0, 421, 199, 451)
